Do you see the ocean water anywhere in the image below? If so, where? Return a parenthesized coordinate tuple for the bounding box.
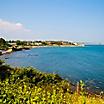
(0, 45, 104, 91)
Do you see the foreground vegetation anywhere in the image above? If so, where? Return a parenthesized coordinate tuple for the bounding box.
(0, 60, 104, 104)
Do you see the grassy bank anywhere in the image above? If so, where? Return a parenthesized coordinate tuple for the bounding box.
(0, 60, 104, 104)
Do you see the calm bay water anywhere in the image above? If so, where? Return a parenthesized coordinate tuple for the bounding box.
(0, 45, 104, 91)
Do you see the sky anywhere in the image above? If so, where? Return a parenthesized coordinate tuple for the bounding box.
(0, 0, 104, 43)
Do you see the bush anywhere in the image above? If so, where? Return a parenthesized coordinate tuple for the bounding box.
(0, 63, 104, 103)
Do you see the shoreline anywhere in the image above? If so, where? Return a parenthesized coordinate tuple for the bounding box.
(0, 45, 85, 55)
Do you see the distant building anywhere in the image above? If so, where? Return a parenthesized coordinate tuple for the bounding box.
(34, 42, 42, 46)
(9, 43, 17, 47)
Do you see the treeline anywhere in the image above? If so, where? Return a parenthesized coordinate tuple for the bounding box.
(8, 40, 77, 46)
(0, 38, 82, 52)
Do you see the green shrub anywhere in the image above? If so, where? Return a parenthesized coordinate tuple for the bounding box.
(0, 63, 104, 104)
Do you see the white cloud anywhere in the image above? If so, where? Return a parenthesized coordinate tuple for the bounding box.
(0, 19, 31, 32)
(0, 19, 33, 40)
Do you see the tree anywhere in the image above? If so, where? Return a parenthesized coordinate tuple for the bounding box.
(16, 40, 21, 45)
(0, 38, 6, 45)
(0, 38, 9, 50)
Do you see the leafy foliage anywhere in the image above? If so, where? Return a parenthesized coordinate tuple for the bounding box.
(0, 61, 104, 104)
(0, 38, 10, 50)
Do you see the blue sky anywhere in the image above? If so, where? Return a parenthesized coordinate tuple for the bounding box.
(0, 0, 104, 43)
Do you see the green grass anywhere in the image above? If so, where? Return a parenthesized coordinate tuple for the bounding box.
(0, 61, 104, 104)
